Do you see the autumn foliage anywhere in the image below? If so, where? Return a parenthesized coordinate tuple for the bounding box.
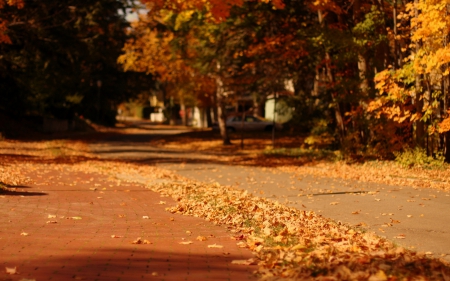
(119, 0, 450, 161)
(0, 0, 24, 43)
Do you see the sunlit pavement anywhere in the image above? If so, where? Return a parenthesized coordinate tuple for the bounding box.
(87, 123, 450, 262)
(0, 168, 257, 281)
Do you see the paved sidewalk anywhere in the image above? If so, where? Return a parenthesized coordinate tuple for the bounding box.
(0, 167, 257, 281)
(157, 162, 450, 261)
(89, 137, 450, 261)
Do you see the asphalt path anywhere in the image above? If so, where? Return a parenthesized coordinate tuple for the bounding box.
(88, 125, 450, 262)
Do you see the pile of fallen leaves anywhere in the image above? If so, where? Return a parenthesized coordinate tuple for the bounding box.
(0, 139, 95, 187)
(279, 161, 450, 192)
(149, 133, 450, 192)
(3, 138, 450, 280)
(145, 180, 450, 280)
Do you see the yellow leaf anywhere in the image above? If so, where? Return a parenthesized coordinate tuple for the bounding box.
(196, 236, 207, 241)
(207, 244, 223, 248)
(369, 270, 387, 281)
(231, 259, 254, 265)
(5, 267, 17, 274)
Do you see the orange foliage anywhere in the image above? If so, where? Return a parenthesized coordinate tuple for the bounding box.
(0, 0, 24, 43)
(438, 112, 450, 134)
(141, 0, 282, 21)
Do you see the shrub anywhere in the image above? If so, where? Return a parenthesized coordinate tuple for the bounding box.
(394, 148, 446, 169)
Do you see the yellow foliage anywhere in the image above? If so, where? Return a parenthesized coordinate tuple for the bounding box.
(438, 115, 450, 133)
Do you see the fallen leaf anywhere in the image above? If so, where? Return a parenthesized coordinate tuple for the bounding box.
(142, 216, 149, 219)
(46, 221, 58, 224)
(5, 267, 17, 274)
(352, 210, 360, 214)
(369, 269, 387, 281)
(151, 272, 158, 276)
(20, 232, 28, 236)
(132, 237, 152, 244)
(330, 202, 339, 205)
(375, 198, 381, 201)
(231, 234, 245, 240)
(407, 215, 413, 218)
(196, 236, 207, 241)
(69, 216, 82, 220)
(231, 259, 255, 265)
(170, 217, 175, 221)
(118, 214, 126, 218)
(179, 241, 193, 245)
(186, 230, 192, 235)
(394, 234, 406, 239)
(157, 201, 166, 205)
(48, 214, 56, 218)
(111, 235, 123, 238)
(208, 244, 223, 248)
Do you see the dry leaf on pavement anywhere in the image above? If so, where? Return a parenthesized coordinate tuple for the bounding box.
(196, 236, 207, 241)
(5, 267, 17, 274)
(368, 270, 388, 281)
(179, 241, 193, 245)
(207, 244, 223, 248)
(132, 237, 151, 244)
(231, 259, 255, 265)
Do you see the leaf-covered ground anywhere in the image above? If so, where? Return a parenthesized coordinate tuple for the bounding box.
(149, 132, 450, 192)
(1, 138, 450, 280)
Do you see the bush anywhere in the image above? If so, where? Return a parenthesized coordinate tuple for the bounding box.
(394, 148, 446, 169)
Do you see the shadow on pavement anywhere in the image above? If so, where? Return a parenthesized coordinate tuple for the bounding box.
(0, 189, 47, 196)
(13, 248, 258, 281)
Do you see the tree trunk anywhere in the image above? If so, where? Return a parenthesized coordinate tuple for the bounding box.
(358, 54, 369, 96)
(318, 10, 346, 142)
(414, 0, 425, 148)
(445, 75, 450, 161)
(325, 51, 346, 141)
(215, 76, 231, 145)
(206, 106, 213, 127)
(393, 0, 399, 69)
(180, 102, 187, 126)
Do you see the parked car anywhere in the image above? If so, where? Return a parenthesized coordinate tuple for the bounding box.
(212, 115, 282, 132)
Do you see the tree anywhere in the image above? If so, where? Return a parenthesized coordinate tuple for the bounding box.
(0, 0, 147, 125)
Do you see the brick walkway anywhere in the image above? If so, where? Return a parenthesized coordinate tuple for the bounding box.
(0, 167, 257, 281)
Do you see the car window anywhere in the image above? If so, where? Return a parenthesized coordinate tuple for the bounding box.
(245, 116, 255, 122)
(232, 116, 242, 122)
